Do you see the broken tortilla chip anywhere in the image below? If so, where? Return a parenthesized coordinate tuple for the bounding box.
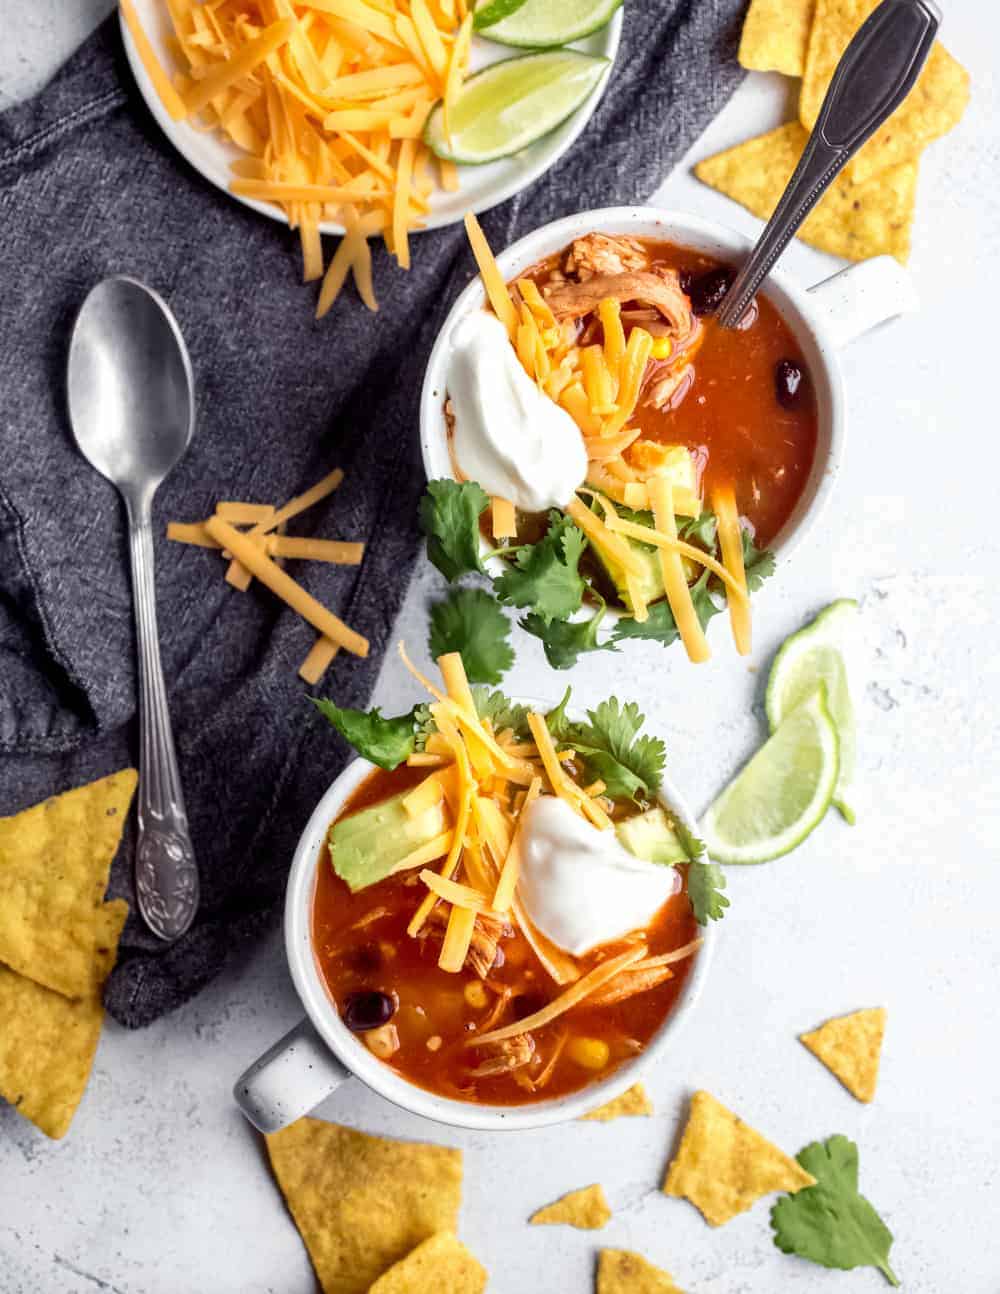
(529, 1183, 611, 1230)
(663, 1090, 816, 1226)
(0, 899, 128, 1139)
(739, 0, 816, 76)
(598, 1249, 686, 1294)
(367, 1233, 487, 1294)
(695, 122, 917, 263)
(265, 1119, 462, 1294)
(800, 1006, 886, 1102)
(582, 1083, 654, 1122)
(800, 0, 969, 183)
(0, 769, 136, 1000)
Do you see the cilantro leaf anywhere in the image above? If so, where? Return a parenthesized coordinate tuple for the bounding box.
(521, 595, 616, 670)
(545, 686, 574, 741)
(494, 512, 586, 623)
(419, 479, 489, 582)
(611, 569, 724, 649)
(563, 698, 666, 803)
(412, 702, 435, 751)
(312, 699, 415, 770)
(428, 587, 513, 684)
(742, 529, 776, 592)
(678, 508, 719, 551)
(687, 859, 730, 924)
(771, 1136, 899, 1287)
(470, 686, 532, 741)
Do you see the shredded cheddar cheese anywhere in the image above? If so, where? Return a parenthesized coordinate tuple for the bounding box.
(712, 483, 752, 655)
(648, 477, 711, 664)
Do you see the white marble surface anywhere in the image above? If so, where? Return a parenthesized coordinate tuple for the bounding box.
(2, 3, 999, 1291)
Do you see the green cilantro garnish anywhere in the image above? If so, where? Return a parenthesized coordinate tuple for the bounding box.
(469, 686, 532, 741)
(428, 587, 513, 684)
(678, 508, 719, 551)
(544, 686, 574, 741)
(311, 699, 416, 771)
(772, 1136, 899, 1287)
(687, 858, 729, 924)
(419, 479, 489, 581)
(611, 568, 726, 648)
(559, 697, 666, 803)
(494, 512, 586, 623)
(743, 528, 776, 591)
(521, 594, 616, 670)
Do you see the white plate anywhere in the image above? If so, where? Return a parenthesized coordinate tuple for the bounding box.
(119, 2, 622, 235)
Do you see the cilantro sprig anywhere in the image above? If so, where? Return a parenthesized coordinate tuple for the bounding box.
(521, 594, 616, 669)
(419, 479, 488, 581)
(494, 512, 586, 622)
(312, 699, 416, 771)
(429, 587, 513, 684)
(545, 691, 665, 803)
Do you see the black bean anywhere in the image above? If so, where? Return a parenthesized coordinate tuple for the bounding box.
(684, 267, 737, 318)
(342, 989, 395, 1032)
(775, 359, 806, 409)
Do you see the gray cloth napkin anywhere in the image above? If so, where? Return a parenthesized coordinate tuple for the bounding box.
(0, 4, 744, 1029)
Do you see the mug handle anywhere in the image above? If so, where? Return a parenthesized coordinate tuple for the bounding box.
(233, 1017, 350, 1133)
(806, 255, 918, 350)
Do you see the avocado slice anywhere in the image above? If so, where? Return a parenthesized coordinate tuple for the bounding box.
(588, 504, 665, 612)
(616, 806, 689, 866)
(330, 790, 447, 892)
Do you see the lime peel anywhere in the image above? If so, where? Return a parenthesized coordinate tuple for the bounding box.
(474, 0, 623, 48)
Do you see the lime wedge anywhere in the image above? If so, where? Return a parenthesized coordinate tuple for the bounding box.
(475, 0, 622, 47)
(424, 52, 609, 164)
(766, 599, 858, 823)
(702, 687, 840, 864)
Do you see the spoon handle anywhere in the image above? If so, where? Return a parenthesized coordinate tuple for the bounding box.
(129, 511, 199, 942)
(717, 0, 941, 329)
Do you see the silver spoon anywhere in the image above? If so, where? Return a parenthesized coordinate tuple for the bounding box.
(717, 0, 941, 328)
(67, 276, 200, 943)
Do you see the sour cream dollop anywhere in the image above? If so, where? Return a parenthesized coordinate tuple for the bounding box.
(516, 797, 681, 957)
(446, 312, 588, 513)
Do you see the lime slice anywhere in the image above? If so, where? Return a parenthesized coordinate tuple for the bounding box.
(766, 599, 858, 823)
(475, 0, 623, 47)
(702, 687, 840, 864)
(424, 52, 609, 164)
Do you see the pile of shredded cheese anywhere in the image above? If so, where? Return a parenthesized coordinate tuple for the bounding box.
(168, 467, 368, 682)
(121, 0, 473, 315)
(463, 212, 754, 661)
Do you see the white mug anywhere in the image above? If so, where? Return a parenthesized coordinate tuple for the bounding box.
(419, 206, 917, 587)
(234, 744, 715, 1133)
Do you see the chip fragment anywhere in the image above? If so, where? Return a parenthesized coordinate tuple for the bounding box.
(582, 1083, 654, 1122)
(529, 1183, 611, 1230)
(367, 1233, 487, 1294)
(800, 1007, 886, 1102)
(695, 122, 917, 263)
(739, 0, 816, 76)
(0, 769, 136, 999)
(265, 1119, 463, 1294)
(663, 1090, 816, 1226)
(0, 899, 128, 1139)
(800, 0, 969, 182)
(598, 1249, 686, 1294)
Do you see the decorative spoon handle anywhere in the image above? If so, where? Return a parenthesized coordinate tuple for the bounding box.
(128, 508, 199, 942)
(717, 0, 941, 329)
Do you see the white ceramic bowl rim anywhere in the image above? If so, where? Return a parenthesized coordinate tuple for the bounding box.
(284, 702, 716, 1131)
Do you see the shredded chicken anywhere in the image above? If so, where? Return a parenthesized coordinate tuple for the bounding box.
(469, 1033, 535, 1078)
(644, 363, 695, 412)
(419, 909, 512, 979)
(587, 964, 673, 1007)
(564, 233, 649, 281)
(543, 268, 694, 343)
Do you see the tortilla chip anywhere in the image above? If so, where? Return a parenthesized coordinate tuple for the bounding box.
(0, 769, 136, 1000)
(0, 899, 128, 1139)
(367, 1233, 487, 1294)
(800, 1006, 886, 1102)
(529, 1183, 611, 1230)
(265, 1119, 463, 1294)
(582, 1083, 654, 1122)
(662, 1090, 815, 1226)
(695, 122, 917, 263)
(801, 0, 969, 182)
(598, 1249, 685, 1294)
(739, 0, 816, 76)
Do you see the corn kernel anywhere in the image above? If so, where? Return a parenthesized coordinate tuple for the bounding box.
(464, 980, 489, 1009)
(363, 1023, 400, 1060)
(566, 1036, 610, 1070)
(650, 336, 673, 360)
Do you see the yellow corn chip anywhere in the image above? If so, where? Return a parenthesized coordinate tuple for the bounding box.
(367, 1233, 487, 1294)
(265, 1119, 463, 1294)
(0, 899, 128, 1139)
(739, 0, 816, 76)
(800, 0, 969, 182)
(0, 769, 136, 1000)
(695, 122, 917, 263)
(598, 1249, 686, 1294)
(662, 1090, 815, 1226)
(800, 1006, 886, 1102)
(582, 1083, 654, 1122)
(529, 1183, 611, 1230)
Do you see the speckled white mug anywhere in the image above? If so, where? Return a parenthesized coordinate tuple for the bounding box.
(234, 735, 714, 1133)
(419, 206, 918, 588)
